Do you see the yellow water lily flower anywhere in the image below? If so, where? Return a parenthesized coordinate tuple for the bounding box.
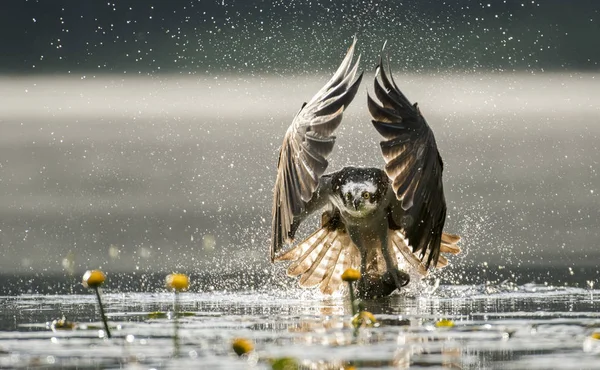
(82, 269, 111, 338)
(49, 316, 76, 331)
(341, 268, 361, 282)
(352, 310, 378, 328)
(232, 337, 254, 356)
(435, 319, 455, 328)
(82, 270, 105, 288)
(166, 273, 189, 291)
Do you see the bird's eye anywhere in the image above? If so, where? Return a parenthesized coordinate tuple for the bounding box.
(362, 192, 371, 199)
(345, 192, 352, 200)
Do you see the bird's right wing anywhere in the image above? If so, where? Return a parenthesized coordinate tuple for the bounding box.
(271, 39, 363, 261)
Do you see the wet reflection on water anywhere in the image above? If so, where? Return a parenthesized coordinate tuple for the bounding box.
(1, 284, 599, 369)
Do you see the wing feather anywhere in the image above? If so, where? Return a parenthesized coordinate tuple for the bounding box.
(390, 230, 460, 274)
(368, 55, 446, 269)
(298, 231, 338, 287)
(390, 230, 428, 276)
(287, 228, 331, 275)
(441, 233, 461, 254)
(275, 228, 328, 262)
(271, 39, 363, 261)
(319, 241, 346, 294)
(277, 211, 361, 295)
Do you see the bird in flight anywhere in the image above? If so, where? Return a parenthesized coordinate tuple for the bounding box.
(270, 39, 460, 298)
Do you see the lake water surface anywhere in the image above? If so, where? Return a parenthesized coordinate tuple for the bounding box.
(2, 282, 600, 369)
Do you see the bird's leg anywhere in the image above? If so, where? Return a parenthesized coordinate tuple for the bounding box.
(347, 226, 403, 299)
(378, 228, 410, 292)
(347, 226, 379, 298)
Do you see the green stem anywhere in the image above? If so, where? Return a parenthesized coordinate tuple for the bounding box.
(348, 281, 357, 316)
(173, 291, 180, 357)
(94, 287, 111, 339)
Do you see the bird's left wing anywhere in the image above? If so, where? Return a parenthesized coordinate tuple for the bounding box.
(271, 40, 363, 261)
(367, 57, 446, 270)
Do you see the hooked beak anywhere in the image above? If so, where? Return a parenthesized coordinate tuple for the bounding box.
(353, 198, 362, 210)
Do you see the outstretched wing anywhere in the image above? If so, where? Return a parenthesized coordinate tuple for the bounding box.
(367, 57, 446, 269)
(271, 40, 363, 261)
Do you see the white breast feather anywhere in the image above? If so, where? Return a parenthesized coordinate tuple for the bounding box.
(340, 181, 377, 195)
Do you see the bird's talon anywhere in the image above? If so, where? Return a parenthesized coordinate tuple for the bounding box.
(383, 269, 410, 289)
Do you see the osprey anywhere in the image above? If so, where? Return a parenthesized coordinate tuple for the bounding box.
(271, 39, 460, 298)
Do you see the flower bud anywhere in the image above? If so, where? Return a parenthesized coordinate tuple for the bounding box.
(341, 268, 360, 282)
(82, 270, 105, 288)
(166, 273, 189, 291)
(232, 337, 254, 356)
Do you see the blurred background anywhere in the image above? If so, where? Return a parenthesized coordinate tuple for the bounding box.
(0, 1, 599, 290)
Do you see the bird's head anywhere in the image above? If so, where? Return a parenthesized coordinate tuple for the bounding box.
(332, 167, 389, 217)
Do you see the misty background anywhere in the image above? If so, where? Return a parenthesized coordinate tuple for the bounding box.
(1, 1, 599, 284)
